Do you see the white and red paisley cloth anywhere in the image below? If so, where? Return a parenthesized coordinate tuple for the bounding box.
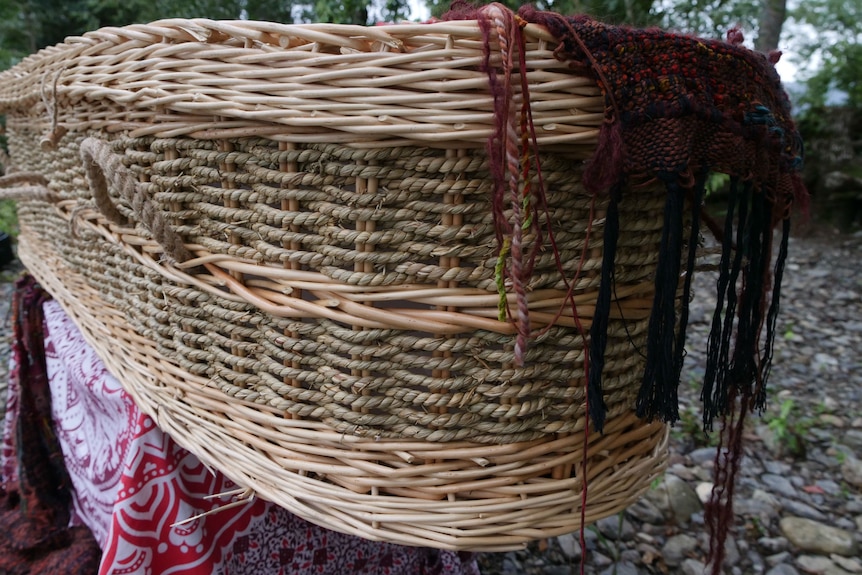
(1, 299, 479, 575)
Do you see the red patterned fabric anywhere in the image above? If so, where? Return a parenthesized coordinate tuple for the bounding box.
(33, 299, 479, 575)
(0, 276, 102, 575)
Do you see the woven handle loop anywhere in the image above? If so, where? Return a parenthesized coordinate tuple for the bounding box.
(0, 173, 57, 202)
(80, 137, 192, 263)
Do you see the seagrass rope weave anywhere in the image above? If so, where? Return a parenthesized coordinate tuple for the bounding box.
(0, 12, 673, 549)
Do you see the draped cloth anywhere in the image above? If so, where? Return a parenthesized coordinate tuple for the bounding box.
(1, 280, 479, 575)
(0, 276, 102, 575)
(446, 4, 808, 572)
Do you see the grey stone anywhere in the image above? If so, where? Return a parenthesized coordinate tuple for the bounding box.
(796, 555, 854, 575)
(723, 536, 741, 566)
(856, 515, 862, 532)
(841, 430, 862, 451)
(815, 479, 842, 495)
(681, 558, 707, 575)
(736, 489, 782, 521)
(501, 554, 522, 575)
(644, 474, 703, 525)
(696, 482, 713, 504)
(556, 533, 582, 560)
(596, 514, 636, 540)
(782, 499, 829, 521)
(626, 498, 665, 525)
(841, 455, 862, 488)
(668, 463, 698, 481)
(821, 396, 841, 412)
(592, 552, 613, 568)
(634, 533, 656, 544)
(835, 517, 856, 531)
(620, 549, 641, 564)
(689, 447, 719, 465)
(599, 560, 640, 575)
(831, 555, 862, 573)
(746, 550, 765, 574)
(780, 516, 859, 557)
(763, 460, 793, 475)
(639, 523, 664, 536)
(819, 414, 846, 427)
(661, 534, 698, 567)
(765, 565, 800, 575)
(761, 474, 798, 497)
(766, 552, 793, 567)
(758, 536, 790, 554)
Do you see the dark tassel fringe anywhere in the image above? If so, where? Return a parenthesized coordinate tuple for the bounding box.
(761, 217, 791, 397)
(701, 180, 783, 428)
(674, 173, 706, 389)
(704, 190, 790, 573)
(702, 179, 748, 428)
(636, 174, 690, 424)
(586, 184, 622, 433)
(727, 189, 771, 407)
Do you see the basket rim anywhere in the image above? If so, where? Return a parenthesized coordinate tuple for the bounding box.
(0, 17, 604, 148)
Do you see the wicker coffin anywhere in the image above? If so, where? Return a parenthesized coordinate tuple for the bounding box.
(0, 10, 671, 550)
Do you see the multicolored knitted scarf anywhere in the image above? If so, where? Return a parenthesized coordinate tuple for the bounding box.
(446, 3, 807, 572)
(519, 5, 806, 425)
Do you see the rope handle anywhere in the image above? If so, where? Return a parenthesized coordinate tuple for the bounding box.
(0, 172, 57, 202)
(80, 137, 192, 263)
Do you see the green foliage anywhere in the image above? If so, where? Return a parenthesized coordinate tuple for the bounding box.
(765, 398, 809, 458)
(309, 0, 369, 24)
(144, 0, 299, 21)
(746, 515, 767, 537)
(424, 0, 659, 26)
(306, 0, 410, 24)
(706, 172, 730, 197)
(423, 0, 769, 34)
(0, 200, 17, 237)
(672, 405, 719, 448)
(0, 0, 419, 71)
(658, 0, 761, 39)
(793, 0, 862, 113)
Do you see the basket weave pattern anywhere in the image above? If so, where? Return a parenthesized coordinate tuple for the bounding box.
(2, 17, 671, 549)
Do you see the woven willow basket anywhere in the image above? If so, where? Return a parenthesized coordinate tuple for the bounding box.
(0, 14, 671, 550)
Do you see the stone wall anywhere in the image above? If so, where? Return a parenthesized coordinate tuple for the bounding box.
(799, 106, 862, 230)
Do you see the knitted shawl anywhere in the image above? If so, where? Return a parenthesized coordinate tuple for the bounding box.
(519, 7, 807, 431)
(446, 4, 808, 570)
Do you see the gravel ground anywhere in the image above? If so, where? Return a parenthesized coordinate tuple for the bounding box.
(475, 227, 862, 574)
(1, 228, 860, 575)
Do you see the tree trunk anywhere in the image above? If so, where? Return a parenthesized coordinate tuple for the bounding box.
(755, 0, 787, 52)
